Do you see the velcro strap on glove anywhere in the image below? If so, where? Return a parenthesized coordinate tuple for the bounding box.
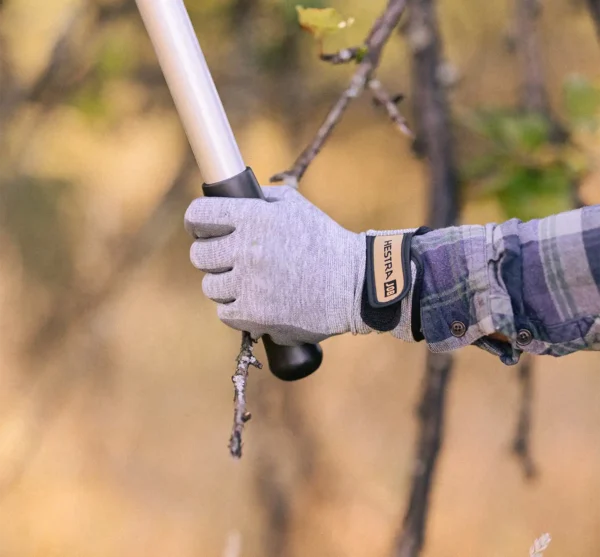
(360, 227, 430, 336)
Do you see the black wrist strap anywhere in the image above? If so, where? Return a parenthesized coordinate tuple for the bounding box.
(360, 227, 431, 338)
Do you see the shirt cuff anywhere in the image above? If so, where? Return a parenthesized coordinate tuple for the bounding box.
(412, 223, 522, 365)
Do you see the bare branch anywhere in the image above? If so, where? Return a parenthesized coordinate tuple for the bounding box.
(395, 353, 452, 557)
(270, 0, 408, 184)
(510, 0, 568, 481)
(515, 0, 549, 116)
(512, 353, 537, 479)
(320, 47, 362, 64)
(407, 0, 459, 227)
(369, 79, 414, 137)
(229, 332, 262, 459)
(395, 0, 460, 554)
(269, 71, 365, 184)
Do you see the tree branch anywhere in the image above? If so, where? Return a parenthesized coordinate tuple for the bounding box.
(406, 0, 459, 227)
(320, 47, 362, 64)
(395, 0, 459, 554)
(512, 353, 537, 479)
(507, 0, 552, 481)
(229, 332, 262, 459)
(515, 0, 549, 116)
(396, 353, 452, 557)
(369, 79, 414, 137)
(270, 0, 408, 184)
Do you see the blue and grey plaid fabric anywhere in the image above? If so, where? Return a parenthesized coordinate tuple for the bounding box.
(412, 205, 600, 365)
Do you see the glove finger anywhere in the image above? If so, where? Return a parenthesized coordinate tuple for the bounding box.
(184, 197, 244, 239)
(261, 185, 300, 203)
(202, 271, 239, 303)
(190, 235, 236, 272)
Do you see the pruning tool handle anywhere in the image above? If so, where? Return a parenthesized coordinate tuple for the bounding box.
(135, 0, 322, 381)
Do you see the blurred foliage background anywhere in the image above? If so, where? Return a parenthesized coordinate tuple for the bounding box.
(1, 0, 600, 556)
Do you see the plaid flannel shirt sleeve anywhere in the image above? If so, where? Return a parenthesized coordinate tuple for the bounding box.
(411, 205, 600, 365)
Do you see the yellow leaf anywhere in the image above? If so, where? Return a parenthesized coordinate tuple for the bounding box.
(295, 6, 354, 40)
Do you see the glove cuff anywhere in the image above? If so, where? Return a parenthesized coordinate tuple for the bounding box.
(352, 227, 431, 342)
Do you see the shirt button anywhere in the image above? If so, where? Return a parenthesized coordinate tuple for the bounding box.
(516, 329, 533, 346)
(450, 321, 466, 338)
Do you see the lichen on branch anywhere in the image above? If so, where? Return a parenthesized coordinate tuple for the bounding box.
(229, 332, 262, 459)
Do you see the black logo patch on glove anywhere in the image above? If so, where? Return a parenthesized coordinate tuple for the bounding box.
(361, 233, 414, 331)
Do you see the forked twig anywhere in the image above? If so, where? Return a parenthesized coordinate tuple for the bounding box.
(270, 0, 409, 184)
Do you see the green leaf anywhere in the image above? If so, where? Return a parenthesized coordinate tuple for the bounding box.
(283, 0, 325, 24)
(504, 114, 550, 152)
(465, 110, 549, 152)
(493, 165, 573, 221)
(295, 6, 354, 40)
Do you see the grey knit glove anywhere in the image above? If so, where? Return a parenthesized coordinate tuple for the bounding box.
(184, 185, 416, 346)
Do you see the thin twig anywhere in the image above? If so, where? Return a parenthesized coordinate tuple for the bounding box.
(269, 71, 365, 184)
(515, 0, 548, 116)
(270, 0, 408, 184)
(320, 46, 362, 64)
(369, 79, 414, 137)
(512, 353, 537, 479)
(229, 332, 262, 459)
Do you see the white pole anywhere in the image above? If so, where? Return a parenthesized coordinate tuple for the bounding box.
(135, 0, 246, 184)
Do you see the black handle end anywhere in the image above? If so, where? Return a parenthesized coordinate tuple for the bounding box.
(263, 336, 323, 381)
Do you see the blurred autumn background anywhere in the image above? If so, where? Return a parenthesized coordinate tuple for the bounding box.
(1, 0, 600, 555)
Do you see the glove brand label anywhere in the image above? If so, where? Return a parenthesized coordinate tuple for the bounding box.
(373, 235, 405, 304)
(362, 226, 428, 333)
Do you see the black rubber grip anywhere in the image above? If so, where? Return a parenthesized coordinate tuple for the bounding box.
(202, 167, 323, 381)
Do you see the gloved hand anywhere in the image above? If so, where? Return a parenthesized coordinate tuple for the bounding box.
(184, 185, 416, 346)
